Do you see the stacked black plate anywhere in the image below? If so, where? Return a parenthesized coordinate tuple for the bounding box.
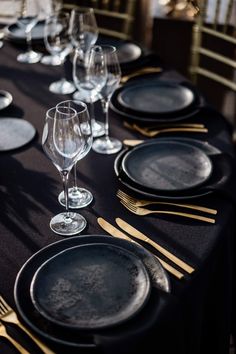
(111, 80, 204, 123)
(114, 138, 232, 200)
(14, 235, 170, 349)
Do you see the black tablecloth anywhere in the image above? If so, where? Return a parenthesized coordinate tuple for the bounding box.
(0, 38, 235, 354)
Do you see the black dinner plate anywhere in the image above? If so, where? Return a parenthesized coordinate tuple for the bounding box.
(114, 138, 223, 200)
(5, 20, 45, 42)
(30, 243, 151, 330)
(110, 81, 204, 123)
(116, 81, 196, 116)
(121, 140, 213, 193)
(14, 235, 170, 348)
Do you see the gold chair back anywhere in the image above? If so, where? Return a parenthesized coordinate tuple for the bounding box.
(189, 0, 236, 91)
(63, 0, 137, 41)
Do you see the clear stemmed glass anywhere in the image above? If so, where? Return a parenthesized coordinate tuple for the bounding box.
(44, 10, 75, 94)
(56, 100, 93, 209)
(40, 0, 63, 66)
(70, 7, 105, 137)
(92, 45, 122, 154)
(14, 0, 42, 63)
(42, 105, 87, 236)
(73, 45, 107, 138)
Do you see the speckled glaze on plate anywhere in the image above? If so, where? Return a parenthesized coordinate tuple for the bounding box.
(30, 243, 151, 330)
(122, 140, 213, 193)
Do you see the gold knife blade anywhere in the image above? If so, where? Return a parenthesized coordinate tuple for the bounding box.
(97, 217, 184, 279)
(115, 218, 194, 274)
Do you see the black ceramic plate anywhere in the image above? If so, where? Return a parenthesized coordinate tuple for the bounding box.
(30, 243, 151, 330)
(116, 42, 142, 64)
(117, 81, 195, 116)
(5, 20, 45, 42)
(0, 90, 13, 110)
(0, 118, 36, 151)
(114, 138, 221, 200)
(122, 140, 213, 193)
(110, 82, 203, 123)
(14, 235, 170, 348)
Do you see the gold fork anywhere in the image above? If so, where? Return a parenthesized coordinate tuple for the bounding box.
(120, 200, 215, 223)
(0, 296, 55, 354)
(117, 189, 217, 215)
(120, 67, 162, 84)
(131, 124, 208, 137)
(124, 121, 205, 130)
(0, 322, 30, 354)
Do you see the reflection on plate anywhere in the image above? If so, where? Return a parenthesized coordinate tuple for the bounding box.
(122, 141, 213, 193)
(0, 90, 12, 110)
(14, 235, 170, 348)
(114, 138, 221, 200)
(5, 21, 45, 42)
(117, 82, 195, 115)
(111, 81, 203, 123)
(0, 118, 36, 151)
(30, 243, 151, 330)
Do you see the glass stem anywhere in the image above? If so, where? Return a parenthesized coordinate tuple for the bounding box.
(26, 30, 32, 52)
(61, 170, 70, 214)
(103, 99, 110, 138)
(90, 98, 96, 126)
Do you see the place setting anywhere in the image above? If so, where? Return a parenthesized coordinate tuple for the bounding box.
(13, 232, 171, 352)
(114, 137, 235, 209)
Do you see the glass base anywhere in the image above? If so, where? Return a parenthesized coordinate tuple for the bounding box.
(50, 212, 86, 236)
(92, 136, 122, 154)
(58, 187, 93, 209)
(73, 90, 100, 103)
(91, 120, 105, 138)
(17, 50, 42, 64)
(49, 78, 76, 94)
(41, 54, 62, 66)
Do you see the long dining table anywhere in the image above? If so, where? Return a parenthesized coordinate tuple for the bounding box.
(0, 32, 235, 354)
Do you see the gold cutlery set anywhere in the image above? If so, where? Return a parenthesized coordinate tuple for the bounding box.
(124, 121, 208, 137)
(120, 66, 163, 84)
(0, 296, 54, 353)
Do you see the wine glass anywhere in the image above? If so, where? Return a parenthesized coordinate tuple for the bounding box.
(41, 0, 63, 66)
(42, 105, 87, 236)
(70, 7, 105, 137)
(56, 99, 93, 209)
(92, 45, 122, 154)
(14, 0, 42, 63)
(44, 10, 75, 94)
(73, 45, 107, 137)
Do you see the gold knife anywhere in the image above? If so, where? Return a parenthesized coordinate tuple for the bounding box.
(97, 217, 184, 279)
(115, 218, 194, 274)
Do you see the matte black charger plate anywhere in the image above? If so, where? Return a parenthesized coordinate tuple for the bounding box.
(121, 140, 213, 193)
(115, 138, 222, 200)
(30, 243, 151, 330)
(117, 81, 196, 116)
(0, 118, 36, 151)
(111, 81, 203, 123)
(14, 235, 170, 348)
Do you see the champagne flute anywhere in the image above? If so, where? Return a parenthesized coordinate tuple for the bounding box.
(92, 45, 122, 154)
(14, 0, 42, 63)
(56, 99, 93, 209)
(42, 105, 87, 236)
(70, 7, 105, 137)
(44, 10, 75, 94)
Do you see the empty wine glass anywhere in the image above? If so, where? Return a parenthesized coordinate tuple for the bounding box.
(56, 99, 93, 209)
(70, 7, 105, 137)
(73, 45, 107, 138)
(14, 0, 42, 63)
(92, 45, 122, 154)
(42, 105, 87, 236)
(44, 10, 75, 94)
(41, 0, 63, 66)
